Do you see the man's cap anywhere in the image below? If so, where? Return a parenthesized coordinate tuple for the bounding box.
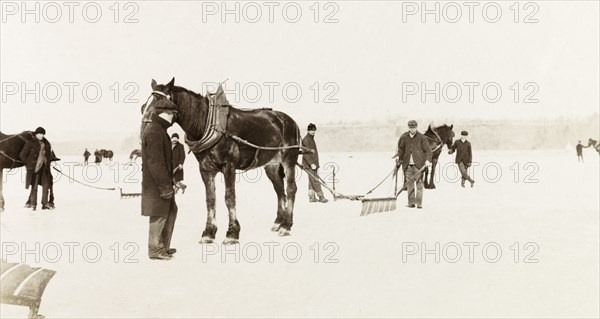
(171, 133, 180, 139)
(408, 120, 417, 128)
(154, 100, 178, 113)
(307, 123, 317, 131)
(461, 131, 468, 136)
(34, 127, 46, 135)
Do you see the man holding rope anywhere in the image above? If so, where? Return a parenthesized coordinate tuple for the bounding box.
(396, 120, 432, 209)
(302, 123, 328, 203)
(20, 127, 55, 211)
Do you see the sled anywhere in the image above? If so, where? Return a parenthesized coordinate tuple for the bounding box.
(0, 262, 56, 319)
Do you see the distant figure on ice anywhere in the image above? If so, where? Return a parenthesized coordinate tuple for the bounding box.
(83, 148, 91, 165)
(19, 127, 54, 211)
(395, 120, 432, 209)
(94, 149, 102, 164)
(302, 123, 328, 203)
(576, 141, 584, 162)
(171, 133, 187, 194)
(141, 102, 178, 261)
(449, 131, 475, 188)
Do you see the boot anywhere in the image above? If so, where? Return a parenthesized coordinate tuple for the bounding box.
(308, 190, 318, 202)
(317, 192, 329, 203)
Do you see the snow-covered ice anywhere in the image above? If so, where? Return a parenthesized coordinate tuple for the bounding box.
(1, 150, 598, 318)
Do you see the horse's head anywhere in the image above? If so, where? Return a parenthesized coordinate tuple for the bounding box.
(436, 124, 455, 148)
(140, 78, 178, 139)
(588, 138, 597, 147)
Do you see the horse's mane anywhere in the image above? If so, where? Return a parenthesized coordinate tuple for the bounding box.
(172, 85, 205, 99)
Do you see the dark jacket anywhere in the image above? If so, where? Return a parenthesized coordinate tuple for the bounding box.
(576, 144, 584, 155)
(302, 133, 320, 169)
(396, 131, 433, 170)
(449, 139, 473, 166)
(172, 142, 186, 182)
(19, 138, 53, 189)
(141, 114, 176, 217)
(83, 150, 90, 158)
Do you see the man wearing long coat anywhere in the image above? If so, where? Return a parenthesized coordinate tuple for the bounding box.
(396, 120, 432, 209)
(141, 107, 178, 260)
(20, 127, 53, 211)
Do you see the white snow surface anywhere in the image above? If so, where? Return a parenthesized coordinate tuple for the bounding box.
(1, 150, 598, 318)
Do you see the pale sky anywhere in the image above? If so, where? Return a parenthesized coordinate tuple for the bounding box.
(1, 1, 598, 142)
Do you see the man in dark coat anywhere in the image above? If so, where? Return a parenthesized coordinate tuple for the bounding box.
(576, 141, 584, 163)
(302, 123, 328, 203)
(141, 105, 178, 261)
(83, 148, 91, 165)
(19, 127, 53, 211)
(171, 133, 187, 194)
(396, 120, 432, 209)
(449, 131, 475, 187)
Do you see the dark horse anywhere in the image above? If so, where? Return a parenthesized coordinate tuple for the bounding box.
(423, 124, 455, 189)
(587, 138, 600, 155)
(129, 149, 142, 162)
(0, 131, 33, 212)
(101, 149, 114, 162)
(141, 78, 302, 244)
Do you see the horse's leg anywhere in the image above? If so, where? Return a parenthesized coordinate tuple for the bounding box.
(223, 164, 241, 244)
(265, 164, 286, 232)
(199, 168, 218, 244)
(423, 167, 430, 189)
(279, 161, 297, 236)
(0, 170, 4, 212)
(429, 159, 438, 189)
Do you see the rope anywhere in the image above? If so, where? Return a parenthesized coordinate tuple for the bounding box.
(0, 149, 22, 163)
(364, 167, 397, 196)
(52, 166, 116, 191)
(220, 129, 312, 152)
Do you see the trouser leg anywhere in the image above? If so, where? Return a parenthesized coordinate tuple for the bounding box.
(148, 216, 167, 256)
(415, 169, 424, 206)
(308, 169, 323, 194)
(162, 201, 178, 251)
(405, 166, 416, 206)
(28, 173, 41, 207)
(459, 162, 474, 183)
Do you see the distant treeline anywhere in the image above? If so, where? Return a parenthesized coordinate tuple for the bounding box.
(315, 114, 600, 152)
(50, 114, 599, 156)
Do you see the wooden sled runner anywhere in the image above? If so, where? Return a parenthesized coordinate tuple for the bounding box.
(1, 262, 56, 319)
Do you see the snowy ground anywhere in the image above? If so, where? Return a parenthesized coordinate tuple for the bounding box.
(1, 150, 598, 318)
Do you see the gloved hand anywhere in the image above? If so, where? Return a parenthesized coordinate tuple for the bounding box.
(310, 164, 317, 170)
(160, 190, 174, 200)
(178, 164, 183, 170)
(425, 160, 432, 168)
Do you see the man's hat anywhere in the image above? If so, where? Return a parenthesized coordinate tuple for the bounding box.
(307, 123, 317, 131)
(154, 99, 178, 113)
(34, 127, 46, 135)
(408, 120, 417, 128)
(461, 131, 468, 136)
(171, 133, 179, 139)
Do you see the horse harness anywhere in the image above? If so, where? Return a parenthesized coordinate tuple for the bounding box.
(0, 132, 31, 168)
(181, 85, 311, 155)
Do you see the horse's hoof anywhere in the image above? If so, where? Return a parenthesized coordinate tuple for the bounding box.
(222, 237, 239, 245)
(278, 228, 291, 237)
(199, 237, 214, 244)
(271, 223, 281, 232)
